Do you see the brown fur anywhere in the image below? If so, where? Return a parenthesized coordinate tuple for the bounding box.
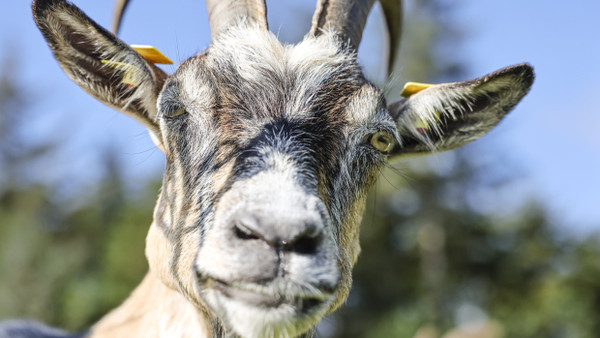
(92, 273, 209, 337)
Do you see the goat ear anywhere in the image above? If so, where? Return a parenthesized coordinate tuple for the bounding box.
(32, 0, 167, 139)
(388, 64, 534, 158)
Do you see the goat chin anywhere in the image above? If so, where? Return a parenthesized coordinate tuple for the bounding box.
(203, 287, 331, 338)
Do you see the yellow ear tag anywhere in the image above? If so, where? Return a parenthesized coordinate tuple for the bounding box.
(130, 45, 173, 64)
(414, 110, 442, 135)
(400, 82, 441, 133)
(100, 59, 142, 88)
(401, 81, 435, 98)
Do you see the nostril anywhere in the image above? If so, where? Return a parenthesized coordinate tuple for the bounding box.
(287, 228, 323, 255)
(229, 211, 326, 254)
(291, 236, 320, 255)
(233, 222, 260, 241)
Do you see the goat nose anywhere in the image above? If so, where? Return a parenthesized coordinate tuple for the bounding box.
(231, 212, 324, 255)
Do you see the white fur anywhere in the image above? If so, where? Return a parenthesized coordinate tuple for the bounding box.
(195, 150, 339, 337)
(395, 84, 475, 149)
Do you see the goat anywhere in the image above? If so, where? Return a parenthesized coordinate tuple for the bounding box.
(1, 0, 533, 337)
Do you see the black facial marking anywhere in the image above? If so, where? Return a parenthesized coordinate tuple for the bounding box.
(225, 119, 339, 193)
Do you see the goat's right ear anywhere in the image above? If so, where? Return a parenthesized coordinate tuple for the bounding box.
(33, 0, 167, 142)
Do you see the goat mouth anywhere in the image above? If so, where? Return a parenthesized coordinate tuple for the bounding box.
(208, 278, 329, 314)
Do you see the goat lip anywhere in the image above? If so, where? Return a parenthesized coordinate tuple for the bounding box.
(215, 282, 284, 307)
(211, 279, 327, 312)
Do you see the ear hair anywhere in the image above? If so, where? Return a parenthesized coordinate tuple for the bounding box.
(389, 63, 534, 158)
(33, 0, 168, 144)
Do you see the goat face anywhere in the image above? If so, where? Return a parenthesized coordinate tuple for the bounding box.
(149, 27, 394, 336)
(33, 0, 533, 337)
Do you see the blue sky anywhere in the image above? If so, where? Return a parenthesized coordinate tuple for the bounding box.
(454, 1, 600, 233)
(1, 1, 598, 234)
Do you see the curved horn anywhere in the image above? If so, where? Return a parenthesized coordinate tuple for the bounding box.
(206, 0, 268, 40)
(310, 0, 376, 49)
(111, 0, 131, 35)
(379, 0, 403, 75)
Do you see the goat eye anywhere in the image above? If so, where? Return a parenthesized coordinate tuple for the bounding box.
(164, 107, 186, 118)
(369, 131, 393, 153)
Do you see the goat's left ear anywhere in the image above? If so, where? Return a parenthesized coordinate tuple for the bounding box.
(389, 64, 534, 158)
(33, 0, 167, 143)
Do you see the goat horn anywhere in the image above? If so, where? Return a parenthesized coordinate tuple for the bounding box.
(111, 0, 131, 35)
(206, 0, 268, 40)
(379, 0, 403, 74)
(310, 0, 376, 49)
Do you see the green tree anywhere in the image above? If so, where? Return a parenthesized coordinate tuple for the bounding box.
(0, 54, 152, 330)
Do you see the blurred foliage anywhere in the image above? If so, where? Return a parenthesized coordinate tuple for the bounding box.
(1, 1, 599, 338)
(329, 153, 600, 338)
(0, 55, 156, 329)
